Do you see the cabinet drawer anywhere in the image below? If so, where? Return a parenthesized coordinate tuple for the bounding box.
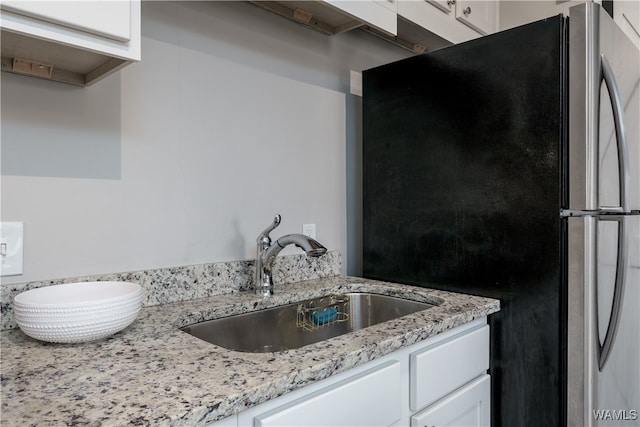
(411, 374, 491, 427)
(255, 360, 402, 427)
(410, 324, 489, 411)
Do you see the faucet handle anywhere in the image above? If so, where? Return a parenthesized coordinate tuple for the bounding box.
(257, 214, 281, 244)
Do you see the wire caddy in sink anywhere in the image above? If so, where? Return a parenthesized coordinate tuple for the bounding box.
(297, 294, 349, 331)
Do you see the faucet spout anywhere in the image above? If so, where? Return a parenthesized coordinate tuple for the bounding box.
(262, 234, 327, 269)
(254, 215, 328, 296)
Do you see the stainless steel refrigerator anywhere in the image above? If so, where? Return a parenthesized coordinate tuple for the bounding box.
(362, 3, 639, 427)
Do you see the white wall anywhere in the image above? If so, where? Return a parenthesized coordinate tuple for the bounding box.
(0, 1, 410, 285)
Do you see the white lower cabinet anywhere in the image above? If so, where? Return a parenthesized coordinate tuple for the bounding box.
(410, 324, 489, 411)
(208, 318, 491, 427)
(411, 374, 491, 427)
(256, 361, 402, 427)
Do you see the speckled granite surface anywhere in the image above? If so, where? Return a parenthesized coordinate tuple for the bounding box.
(0, 251, 341, 330)
(0, 275, 500, 427)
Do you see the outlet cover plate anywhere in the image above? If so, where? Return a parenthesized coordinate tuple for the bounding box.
(1, 222, 24, 276)
(302, 224, 316, 239)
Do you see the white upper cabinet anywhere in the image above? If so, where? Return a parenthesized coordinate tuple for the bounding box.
(1, 1, 132, 41)
(0, 0, 141, 86)
(455, 0, 499, 35)
(323, 0, 398, 35)
(399, 0, 499, 44)
(427, 0, 455, 14)
(247, 0, 498, 54)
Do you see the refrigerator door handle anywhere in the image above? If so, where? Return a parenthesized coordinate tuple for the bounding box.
(596, 216, 628, 370)
(600, 55, 631, 214)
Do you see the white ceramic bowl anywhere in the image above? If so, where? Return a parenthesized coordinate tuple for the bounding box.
(14, 299, 142, 325)
(14, 281, 142, 343)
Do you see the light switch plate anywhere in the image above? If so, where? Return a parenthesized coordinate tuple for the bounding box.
(1, 222, 24, 276)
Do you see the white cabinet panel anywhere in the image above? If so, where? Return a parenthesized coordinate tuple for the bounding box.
(455, 0, 498, 35)
(1, 1, 131, 42)
(255, 360, 402, 427)
(427, 0, 454, 15)
(226, 319, 491, 427)
(411, 374, 491, 427)
(398, 0, 498, 44)
(0, 0, 140, 85)
(410, 324, 489, 411)
(324, 0, 398, 35)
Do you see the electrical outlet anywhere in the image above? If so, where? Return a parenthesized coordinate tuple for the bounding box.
(302, 224, 316, 239)
(1, 222, 24, 276)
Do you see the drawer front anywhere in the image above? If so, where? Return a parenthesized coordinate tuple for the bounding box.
(411, 374, 491, 427)
(410, 324, 489, 411)
(255, 360, 402, 427)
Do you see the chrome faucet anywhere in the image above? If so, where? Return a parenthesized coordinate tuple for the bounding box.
(255, 214, 327, 296)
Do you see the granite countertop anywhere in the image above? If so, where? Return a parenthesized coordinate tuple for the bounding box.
(0, 276, 500, 427)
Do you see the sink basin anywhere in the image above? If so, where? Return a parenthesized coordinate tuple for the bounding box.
(181, 292, 434, 353)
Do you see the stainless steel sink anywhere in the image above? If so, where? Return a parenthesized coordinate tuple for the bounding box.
(181, 292, 434, 353)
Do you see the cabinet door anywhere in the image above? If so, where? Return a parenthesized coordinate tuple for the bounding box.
(426, 0, 454, 15)
(397, 0, 495, 44)
(254, 360, 402, 427)
(1, 0, 131, 42)
(455, 0, 497, 35)
(411, 374, 491, 427)
(410, 325, 489, 411)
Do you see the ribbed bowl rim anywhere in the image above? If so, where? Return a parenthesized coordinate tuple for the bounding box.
(14, 281, 142, 308)
(15, 305, 141, 325)
(14, 295, 142, 314)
